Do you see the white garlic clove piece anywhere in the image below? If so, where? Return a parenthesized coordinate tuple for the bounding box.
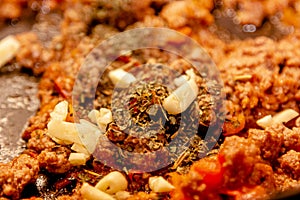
(80, 183, 116, 200)
(149, 176, 175, 193)
(95, 171, 128, 195)
(97, 108, 113, 131)
(50, 100, 69, 121)
(0, 35, 21, 68)
(88, 109, 100, 124)
(163, 78, 198, 114)
(68, 153, 89, 166)
(71, 143, 90, 155)
(47, 120, 82, 144)
(272, 109, 299, 125)
(108, 68, 136, 88)
(77, 119, 102, 154)
(256, 115, 273, 129)
(174, 75, 188, 87)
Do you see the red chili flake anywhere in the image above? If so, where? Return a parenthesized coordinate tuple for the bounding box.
(117, 55, 131, 63)
(133, 62, 140, 67)
(24, 150, 38, 158)
(127, 170, 143, 182)
(22, 129, 32, 141)
(54, 178, 73, 191)
(53, 79, 70, 99)
(133, 107, 138, 114)
(129, 98, 137, 105)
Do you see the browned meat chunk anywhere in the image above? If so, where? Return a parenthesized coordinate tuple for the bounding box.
(249, 163, 276, 193)
(0, 154, 39, 199)
(38, 147, 71, 174)
(219, 136, 261, 188)
(248, 124, 284, 162)
(283, 127, 300, 152)
(27, 129, 56, 152)
(278, 150, 300, 179)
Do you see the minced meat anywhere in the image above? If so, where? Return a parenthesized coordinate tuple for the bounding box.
(278, 150, 300, 180)
(0, 154, 39, 199)
(248, 124, 284, 162)
(1, 1, 300, 199)
(38, 147, 71, 174)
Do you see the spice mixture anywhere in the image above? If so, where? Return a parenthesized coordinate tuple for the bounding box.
(1, 0, 300, 200)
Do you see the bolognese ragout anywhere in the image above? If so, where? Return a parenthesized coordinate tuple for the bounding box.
(1, 0, 300, 200)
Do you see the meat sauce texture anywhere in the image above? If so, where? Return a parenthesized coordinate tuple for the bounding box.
(1, 0, 300, 200)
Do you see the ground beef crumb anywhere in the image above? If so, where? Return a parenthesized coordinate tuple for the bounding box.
(56, 193, 81, 200)
(2, 1, 300, 199)
(274, 172, 300, 192)
(0, 154, 39, 199)
(283, 127, 300, 152)
(219, 136, 261, 188)
(38, 147, 71, 174)
(16, 32, 48, 75)
(27, 129, 56, 152)
(278, 150, 300, 179)
(248, 124, 284, 162)
(127, 192, 158, 200)
(249, 163, 276, 193)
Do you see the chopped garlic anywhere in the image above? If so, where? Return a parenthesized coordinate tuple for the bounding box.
(97, 108, 113, 131)
(272, 109, 299, 124)
(115, 191, 131, 200)
(95, 171, 128, 195)
(0, 35, 21, 68)
(108, 68, 136, 88)
(50, 100, 69, 121)
(163, 78, 198, 114)
(69, 153, 89, 166)
(47, 101, 82, 144)
(76, 119, 102, 154)
(174, 69, 197, 87)
(163, 69, 199, 114)
(174, 75, 188, 87)
(256, 115, 273, 129)
(80, 183, 116, 200)
(71, 143, 90, 155)
(50, 136, 73, 145)
(88, 108, 113, 131)
(149, 176, 175, 193)
(47, 102, 104, 155)
(47, 120, 82, 144)
(88, 109, 100, 123)
(185, 68, 197, 80)
(98, 108, 113, 125)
